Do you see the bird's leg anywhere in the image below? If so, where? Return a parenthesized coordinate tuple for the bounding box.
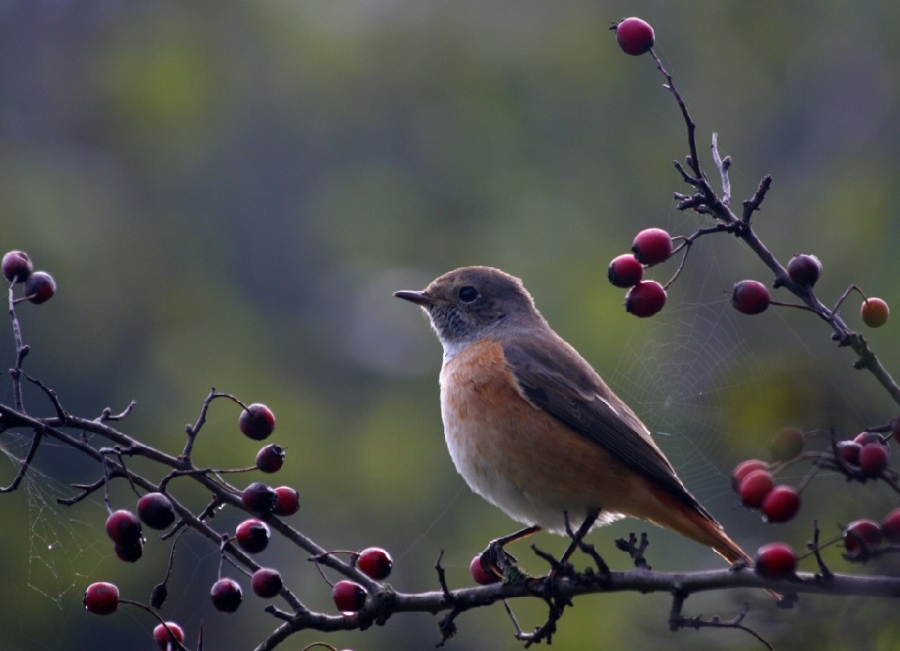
(558, 508, 601, 569)
(480, 525, 542, 578)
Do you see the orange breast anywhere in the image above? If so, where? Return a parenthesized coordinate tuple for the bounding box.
(439, 338, 655, 532)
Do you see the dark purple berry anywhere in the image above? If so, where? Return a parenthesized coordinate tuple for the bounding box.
(241, 482, 278, 514)
(787, 253, 822, 286)
(235, 518, 270, 554)
(731, 280, 770, 315)
(105, 510, 142, 545)
(137, 492, 176, 530)
(255, 444, 285, 474)
(2, 250, 33, 283)
(251, 568, 283, 598)
(239, 403, 276, 440)
(114, 541, 143, 563)
(210, 577, 242, 613)
(24, 271, 56, 304)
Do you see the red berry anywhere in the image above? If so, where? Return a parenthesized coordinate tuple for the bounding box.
(843, 519, 883, 557)
(769, 427, 804, 462)
(469, 554, 500, 586)
(625, 280, 666, 318)
(114, 541, 143, 563)
(614, 17, 655, 56)
(854, 431, 888, 446)
(861, 297, 890, 328)
(105, 510, 143, 545)
(83, 581, 119, 615)
(881, 507, 900, 544)
(731, 280, 770, 315)
(731, 459, 768, 490)
(137, 492, 176, 530)
(256, 444, 285, 474)
(241, 482, 278, 514)
(607, 254, 643, 288)
(210, 577, 242, 613)
(859, 443, 890, 477)
(239, 403, 276, 440)
(153, 622, 185, 650)
(2, 250, 33, 283)
(836, 440, 862, 466)
(356, 547, 393, 581)
(251, 568, 283, 599)
(737, 469, 774, 508)
(235, 518, 270, 554)
(786, 253, 822, 287)
(332, 580, 367, 614)
(761, 485, 801, 523)
(272, 486, 300, 516)
(631, 228, 672, 265)
(755, 542, 797, 580)
(24, 270, 56, 304)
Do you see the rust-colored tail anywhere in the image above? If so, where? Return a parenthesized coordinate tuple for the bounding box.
(646, 483, 750, 563)
(648, 485, 782, 599)
(686, 508, 752, 565)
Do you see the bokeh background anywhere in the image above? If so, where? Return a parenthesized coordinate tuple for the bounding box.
(2, 1, 900, 650)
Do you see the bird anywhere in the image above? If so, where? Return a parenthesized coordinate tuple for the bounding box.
(394, 265, 751, 567)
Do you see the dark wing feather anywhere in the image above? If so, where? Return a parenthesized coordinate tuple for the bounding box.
(502, 339, 712, 517)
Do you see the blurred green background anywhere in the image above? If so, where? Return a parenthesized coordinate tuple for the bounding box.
(2, 1, 900, 650)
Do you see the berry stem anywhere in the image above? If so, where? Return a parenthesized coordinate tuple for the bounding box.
(7, 284, 27, 413)
(795, 458, 825, 493)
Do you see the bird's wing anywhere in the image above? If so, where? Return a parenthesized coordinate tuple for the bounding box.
(502, 337, 714, 518)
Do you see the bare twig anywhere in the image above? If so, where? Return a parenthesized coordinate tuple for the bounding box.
(670, 598, 773, 650)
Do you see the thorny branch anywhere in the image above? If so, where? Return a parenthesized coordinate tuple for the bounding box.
(651, 46, 900, 408)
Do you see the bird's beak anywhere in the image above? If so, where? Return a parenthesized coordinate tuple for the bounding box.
(393, 289, 433, 306)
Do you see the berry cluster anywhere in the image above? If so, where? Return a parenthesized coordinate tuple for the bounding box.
(731, 428, 804, 525)
(2, 250, 57, 305)
(733, 425, 899, 527)
(733, 459, 801, 524)
(323, 547, 394, 615)
(734, 420, 900, 585)
(607, 228, 674, 318)
(608, 220, 892, 332)
(82, 400, 314, 645)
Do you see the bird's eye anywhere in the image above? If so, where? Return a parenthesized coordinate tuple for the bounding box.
(458, 286, 478, 303)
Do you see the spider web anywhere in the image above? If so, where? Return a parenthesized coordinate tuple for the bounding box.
(607, 228, 776, 510)
(0, 427, 107, 645)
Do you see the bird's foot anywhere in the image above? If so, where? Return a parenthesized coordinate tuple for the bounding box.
(614, 532, 652, 570)
(478, 540, 523, 583)
(478, 524, 543, 582)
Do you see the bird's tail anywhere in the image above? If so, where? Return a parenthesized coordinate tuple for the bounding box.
(647, 485, 781, 599)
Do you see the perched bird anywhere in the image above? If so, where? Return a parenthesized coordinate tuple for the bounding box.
(395, 265, 750, 565)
